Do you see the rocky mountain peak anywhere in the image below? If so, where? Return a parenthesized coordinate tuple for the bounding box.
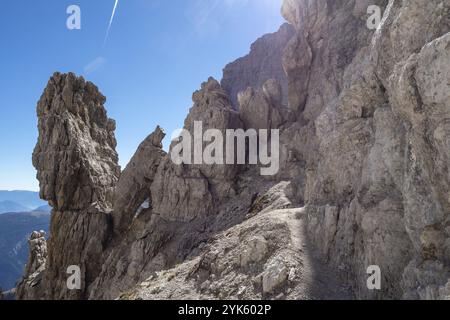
(17, 0, 450, 300)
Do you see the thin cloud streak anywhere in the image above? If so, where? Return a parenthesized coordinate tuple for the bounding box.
(83, 56, 107, 75)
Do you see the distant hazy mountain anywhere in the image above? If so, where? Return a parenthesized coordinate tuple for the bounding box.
(33, 205, 52, 213)
(0, 201, 30, 214)
(0, 191, 47, 214)
(0, 211, 50, 291)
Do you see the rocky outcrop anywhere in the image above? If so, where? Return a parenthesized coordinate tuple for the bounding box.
(238, 79, 292, 130)
(280, 0, 450, 299)
(18, 0, 450, 301)
(33, 72, 120, 212)
(151, 78, 242, 221)
(113, 126, 166, 232)
(17, 72, 121, 300)
(88, 78, 246, 299)
(222, 23, 295, 108)
(120, 183, 352, 300)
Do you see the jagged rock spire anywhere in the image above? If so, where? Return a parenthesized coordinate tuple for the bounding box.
(113, 126, 166, 231)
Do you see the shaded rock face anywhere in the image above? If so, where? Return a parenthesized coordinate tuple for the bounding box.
(238, 79, 292, 131)
(280, 0, 450, 299)
(16, 231, 47, 300)
(33, 72, 120, 212)
(222, 23, 295, 109)
(119, 183, 352, 300)
(17, 72, 121, 300)
(18, 0, 450, 301)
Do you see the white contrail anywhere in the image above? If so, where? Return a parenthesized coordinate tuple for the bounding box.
(103, 0, 119, 46)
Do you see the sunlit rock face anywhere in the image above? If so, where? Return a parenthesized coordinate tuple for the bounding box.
(18, 0, 450, 300)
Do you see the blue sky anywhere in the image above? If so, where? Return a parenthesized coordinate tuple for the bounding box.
(0, 0, 285, 191)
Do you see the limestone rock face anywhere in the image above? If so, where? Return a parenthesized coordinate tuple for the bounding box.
(121, 186, 352, 300)
(18, 0, 450, 301)
(280, 0, 450, 299)
(222, 23, 295, 108)
(88, 78, 250, 300)
(17, 72, 121, 300)
(282, 31, 312, 116)
(113, 126, 166, 232)
(151, 78, 242, 221)
(33, 72, 120, 212)
(238, 79, 291, 130)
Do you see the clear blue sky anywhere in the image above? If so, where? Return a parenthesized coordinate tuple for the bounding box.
(0, 0, 285, 191)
